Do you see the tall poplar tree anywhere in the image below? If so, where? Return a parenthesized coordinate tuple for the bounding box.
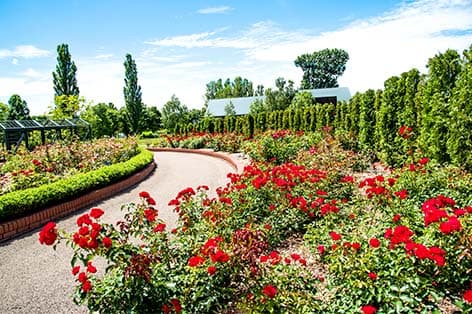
(52, 44, 79, 96)
(123, 54, 143, 135)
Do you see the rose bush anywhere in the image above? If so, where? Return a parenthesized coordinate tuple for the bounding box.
(40, 131, 471, 313)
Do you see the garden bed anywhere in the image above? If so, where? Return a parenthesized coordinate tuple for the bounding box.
(41, 130, 472, 313)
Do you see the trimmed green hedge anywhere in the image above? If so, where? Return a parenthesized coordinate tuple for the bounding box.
(0, 149, 154, 222)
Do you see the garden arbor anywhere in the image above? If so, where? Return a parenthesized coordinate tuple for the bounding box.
(0, 118, 91, 152)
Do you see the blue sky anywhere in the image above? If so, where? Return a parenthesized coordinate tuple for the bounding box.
(1, 0, 472, 115)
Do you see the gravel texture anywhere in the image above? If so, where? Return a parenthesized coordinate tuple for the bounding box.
(0, 151, 234, 314)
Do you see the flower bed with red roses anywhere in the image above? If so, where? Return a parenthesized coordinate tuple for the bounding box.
(40, 130, 471, 313)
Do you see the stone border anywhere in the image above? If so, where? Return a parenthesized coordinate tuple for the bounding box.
(0, 161, 156, 243)
(149, 147, 246, 173)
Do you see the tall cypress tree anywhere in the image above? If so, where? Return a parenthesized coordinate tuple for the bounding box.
(52, 44, 79, 96)
(123, 54, 143, 135)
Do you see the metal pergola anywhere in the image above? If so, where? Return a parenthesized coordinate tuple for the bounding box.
(0, 118, 91, 152)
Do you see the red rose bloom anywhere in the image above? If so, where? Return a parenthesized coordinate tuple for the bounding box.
(87, 261, 97, 273)
(139, 191, 150, 199)
(188, 255, 205, 267)
(210, 249, 230, 263)
(78, 272, 87, 283)
(89, 207, 104, 219)
(147, 197, 156, 206)
(154, 223, 166, 232)
(368, 272, 378, 280)
(317, 245, 325, 255)
(369, 238, 381, 248)
(262, 284, 277, 299)
(361, 305, 377, 314)
(72, 266, 80, 276)
(329, 231, 342, 241)
(102, 237, 112, 248)
(464, 289, 472, 304)
(144, 208, 158, 223)
(38, 222, 58, 245)
(170, 298, 182, 313)
(82, 280, 92, 293)
(207, 265, 217, 275)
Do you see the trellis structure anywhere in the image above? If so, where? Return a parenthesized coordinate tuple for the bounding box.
(0, 118, 91, 152)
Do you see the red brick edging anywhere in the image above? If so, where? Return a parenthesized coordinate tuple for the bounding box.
(0, 161, 156, 243)
(148, 147, 245, 173)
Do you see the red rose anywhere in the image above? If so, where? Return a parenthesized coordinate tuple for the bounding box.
(154, 223, 166, 232)
(89, 207, 104, 219)
(78, 272, 87, 283)
(139, 191, 150, 199)
(102, 237, 112, 248)
(72, 266, 80, 276)
(464, 289, 472, 304)
(361, 305, 377, 314)
(262, 284, 277, 299)
(368, 272, 378, 280)
(369, 238, 381, 248)
(207, 265, 217, 275)
(329, 231, 342, 241)
(318, 245, 326, 255)
(87, 261, 97, 273)
(147, 197, 156, 206)
(352, 242, 361, 250)
(81, 280, 92, 293)
(38, 222, 57, 245)
(188, 255, 205, 267)
(170, 298, 182, 313)
(144, 208, 157, 223)
(210, 249, 230, 263)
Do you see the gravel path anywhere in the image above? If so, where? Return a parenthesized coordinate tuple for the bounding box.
(0, 151, 234, 314)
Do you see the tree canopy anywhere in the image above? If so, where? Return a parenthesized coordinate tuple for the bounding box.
(52, 44, 79, 96)
(295, 48, 349, 89)
(161, 95, 189, 131)
(205, 77, 255, 101)
(7, 94, 30, 120)
(123, 53, 144, 135)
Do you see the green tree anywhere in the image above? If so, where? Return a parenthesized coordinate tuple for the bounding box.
(358, 89, 376, 151)
(7, 94, 30, 120)
(205, 77, 255, 101)
(418, 49, 462, 163)
(249, 98, 265, 115)
(51, 95, 83, 119)
(52, 44, 79, 96)
(0, 102, 8, 120)
(161, 95, 189, 131)
(264, 78, 296, 111)
(224, 101, 236, 116)
(447, 45, 472, 169)
(81, 102, 121, 138)
(290, 91, 314, 110)
(141, 106, 162, 132)
(294, 48, 349, 89)
(123, 54, 144, 135)
(255, 84, 265, 96)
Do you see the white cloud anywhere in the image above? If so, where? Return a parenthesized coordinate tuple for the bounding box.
(0, 45, 50, 59)
(95, 53, 114, 60)
(11, 58, 18, 65)
(197, 6, 233, 14)
(146, 0, 472, 95)
(6, 0, 472, 114)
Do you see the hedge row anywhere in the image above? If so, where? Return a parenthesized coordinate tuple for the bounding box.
(0, 149, 154, 222)
(174, 45, 472, 169)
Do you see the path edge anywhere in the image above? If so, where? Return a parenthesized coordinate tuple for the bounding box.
(0, 161, 156, 243)
(148, 147, 246, 173)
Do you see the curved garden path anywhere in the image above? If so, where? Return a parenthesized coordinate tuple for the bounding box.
(0, 151, 235, 314)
